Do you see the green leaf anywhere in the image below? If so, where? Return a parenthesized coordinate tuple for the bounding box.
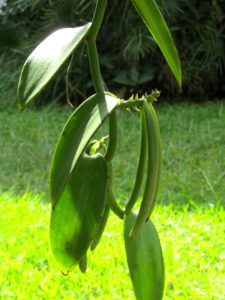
(130, 0, 182, 86)
(50, 92, 120, 207)
(124, 212, 165, 299)
(17, 23, 92, 110)
(50, 153, 108, 273)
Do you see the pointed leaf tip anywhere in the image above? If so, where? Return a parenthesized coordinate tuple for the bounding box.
(130, 0, 182, 86)
(17, 22, 92, 108)
(19, 105, 25, 112)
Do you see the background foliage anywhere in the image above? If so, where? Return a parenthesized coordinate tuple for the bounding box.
(0, 0, 225, 105)
(1, 2, 224, 297)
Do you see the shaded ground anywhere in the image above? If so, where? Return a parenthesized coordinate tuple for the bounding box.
(1, 101, 225, 207)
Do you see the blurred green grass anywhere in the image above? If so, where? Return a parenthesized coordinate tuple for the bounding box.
(1, 101, 225, 207)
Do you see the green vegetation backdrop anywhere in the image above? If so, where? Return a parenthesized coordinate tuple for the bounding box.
(0, 2, 225, 298)
(0, 0, 225, 106)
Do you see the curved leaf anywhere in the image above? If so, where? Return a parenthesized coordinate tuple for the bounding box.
(124, 212, 165, 299)
(50, 92, 120, 207)
(17, 23, 92, 110)
(50, 153, 108, 273)
(130, 0, 182, 86)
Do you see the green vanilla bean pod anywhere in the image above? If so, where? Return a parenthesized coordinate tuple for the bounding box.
(90, 202, 110, 251)
(125, 104, 148, 215)
(124, 211, 165, 300)
(130, 100, 161, 240)
(50, 153, 108, 274)
(147, 114, 162, 220)
(145, 99, 162, 221)
(79, 253, 87, 273)
(107, 162, 124, 220)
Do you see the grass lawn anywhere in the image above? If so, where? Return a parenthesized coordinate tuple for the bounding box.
(1, 101, 225, 206)
(0, 193, 224, 299)
(0, 100, 225, 299)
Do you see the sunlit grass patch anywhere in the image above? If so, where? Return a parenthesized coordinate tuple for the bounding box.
(0, 193, 224, 299)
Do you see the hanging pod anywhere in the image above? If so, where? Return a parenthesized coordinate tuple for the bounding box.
(50, 153, 108, 274)
(124, 211, 165, 300)
(106, 162, 124, 220)
(130, 100, 161, 239)
(125, 102, 148, 215)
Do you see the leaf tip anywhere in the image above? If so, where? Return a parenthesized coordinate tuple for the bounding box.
(18, 104, 25, 111)
(176, 69, 182, 88)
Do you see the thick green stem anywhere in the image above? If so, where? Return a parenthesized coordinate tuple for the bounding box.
(87, 0, 107, 41)
(86, 40, 104, 93)
(86, 0, 107, 92)
(105, 110, 117, 161)
(86, 0, 117, 162)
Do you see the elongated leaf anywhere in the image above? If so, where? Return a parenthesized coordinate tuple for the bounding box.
(124, 212, 165, 299)
(17, 23, 91, 110)
(130, 0, 182, 86)
(50, 153, 108, 273)
(50, 93, 120, 207)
